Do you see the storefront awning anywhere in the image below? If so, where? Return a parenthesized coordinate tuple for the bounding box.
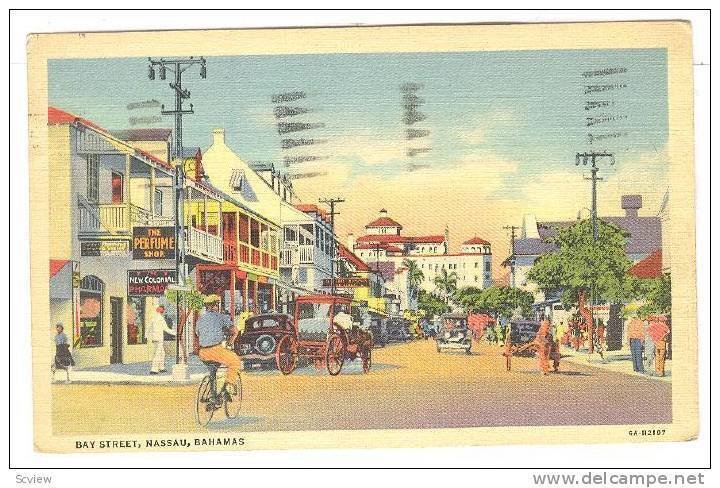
(50, 260, 73, 300)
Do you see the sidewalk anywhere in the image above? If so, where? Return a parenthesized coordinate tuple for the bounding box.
(560, 345, 671, 382)
(55, 356, 208, 385)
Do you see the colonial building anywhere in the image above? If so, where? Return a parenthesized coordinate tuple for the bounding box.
(350, 209, 493, 310)
(510, 194, 663, 301)
(508, 194, 664, 350)
(200, 128, 335, 312)
(48, 107, 224, 367)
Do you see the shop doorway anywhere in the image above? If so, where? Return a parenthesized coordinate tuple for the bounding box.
(110, 297, 123, 364)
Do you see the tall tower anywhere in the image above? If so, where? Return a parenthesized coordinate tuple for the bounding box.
(444, 224, 450, 254)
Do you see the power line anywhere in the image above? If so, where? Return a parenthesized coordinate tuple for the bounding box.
(319, 197, 345, 295)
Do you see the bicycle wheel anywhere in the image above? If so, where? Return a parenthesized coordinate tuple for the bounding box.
(224, 375, 243, 419)
(195, 375, 215, 427)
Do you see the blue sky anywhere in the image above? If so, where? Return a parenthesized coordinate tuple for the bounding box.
(49, 49, 669, 260)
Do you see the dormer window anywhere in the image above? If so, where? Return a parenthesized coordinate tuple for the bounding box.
(229, 169, 246, 192)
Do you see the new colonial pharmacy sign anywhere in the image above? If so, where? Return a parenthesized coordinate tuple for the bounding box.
(132, 226, 175, 260)
(127, 269, 177, 296)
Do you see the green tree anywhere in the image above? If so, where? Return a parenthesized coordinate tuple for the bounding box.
(637, 274, 672, 318)
(433, 268, 458, 305)
(417, 289, 450, 320)
(164, 278, 206, 363)
(456, 285, 534, 321)
(527, 218, 633, 353)
(402, 258, 425, 303)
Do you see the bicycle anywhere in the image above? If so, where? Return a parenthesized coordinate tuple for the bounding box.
(195, 360, 243, 427)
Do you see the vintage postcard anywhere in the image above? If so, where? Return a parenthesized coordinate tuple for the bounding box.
(27, 21, 696, 453)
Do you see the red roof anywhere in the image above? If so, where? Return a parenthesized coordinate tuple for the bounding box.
(294, 204, 330, 223)
(463, 237, 490, 246)
(384, 245, 404, 253)
(408, 235, 445, 244)
(629, 249, 663, 279)
(356, 234, 408, 244)
(353, 242, 404, 253)
(365, 217, 403, 229)
(50, 259, 70, 278)
(338, 243, 371, 272)
(48, 106, 106, 132)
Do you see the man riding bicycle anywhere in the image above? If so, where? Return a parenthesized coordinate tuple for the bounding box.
(196, 294, 241, 409)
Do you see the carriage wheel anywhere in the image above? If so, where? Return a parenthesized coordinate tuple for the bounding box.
(360, 344, 372, 373)
(276, 335, 298, 375)
(326, 334, 345, 376)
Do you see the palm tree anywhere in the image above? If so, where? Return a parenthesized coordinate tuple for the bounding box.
(433, 268, 458, 305)
(402, 258, 424, 303)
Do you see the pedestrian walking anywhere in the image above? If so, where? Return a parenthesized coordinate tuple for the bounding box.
(649, 316, 671, 377)
(627, 315, 645, 373)
(52, 323, 75, 382)
(643, 320, 656, 371)
(146, 305, 175, 375)
(535, 318, 554, 375)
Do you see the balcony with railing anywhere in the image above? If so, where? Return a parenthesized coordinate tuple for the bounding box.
(78, 196, 173, 235)
(280, 244, 315, 267)
(185, 226, 224, 263)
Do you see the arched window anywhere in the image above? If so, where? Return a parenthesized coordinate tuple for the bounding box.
(79, 275, 104, 348)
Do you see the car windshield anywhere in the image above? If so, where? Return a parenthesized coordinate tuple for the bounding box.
(443, 318, 467, 329)
(250, 318, 282, 329)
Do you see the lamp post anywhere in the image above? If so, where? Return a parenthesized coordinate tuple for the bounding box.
(148, 56, 206, 380)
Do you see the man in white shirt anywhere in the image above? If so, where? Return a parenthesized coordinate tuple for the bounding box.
(146, 305, 175, 374)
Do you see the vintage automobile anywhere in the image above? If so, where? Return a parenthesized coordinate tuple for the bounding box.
(368, 316, 388, 347)
(233, 314, 294, 370)
(274, 295, 373, 376)
(508, 320, 541, 356)
(435, 313, 472, 354)
(385, 317, 411, 343)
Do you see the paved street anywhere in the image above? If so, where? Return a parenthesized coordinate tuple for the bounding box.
(52, 341, 671, 435)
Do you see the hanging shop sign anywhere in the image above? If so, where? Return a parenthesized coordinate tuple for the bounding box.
(127, 269, 177, 296)
(132, 226, 175, 260)
(322, 277, 369, 288)
(80, 240, 130, 257)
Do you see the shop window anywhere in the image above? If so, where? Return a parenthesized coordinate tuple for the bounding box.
(78, 275, 104, 348)
(154, 188, 163, 216)
(298, 267, 308, 283)
(86, 154, 99, 203)
(127, 296, 146, 345)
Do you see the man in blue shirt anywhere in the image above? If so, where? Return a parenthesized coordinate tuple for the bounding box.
(196, 295, 241, 401)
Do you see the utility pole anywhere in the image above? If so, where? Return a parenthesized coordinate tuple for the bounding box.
(503, 225, 519, 288)
(319, 197, 344, 295)
(148, 56, 206, 379)
(576, 151, 615, 354)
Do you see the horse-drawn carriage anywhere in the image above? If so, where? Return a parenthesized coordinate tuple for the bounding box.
(274, 295, 373, 376)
